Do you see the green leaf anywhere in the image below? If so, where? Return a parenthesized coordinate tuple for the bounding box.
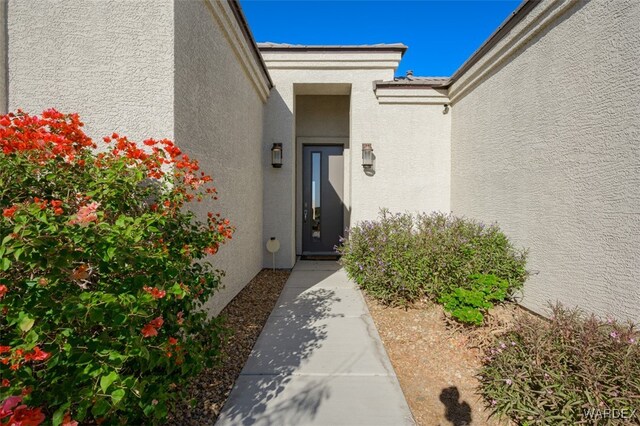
(52, 402, 71, 426)
(91, 399, 111, 417)
(1, 234, 13, 245)
(100, 371, 119, 393)
(18, 315, 35, 332)
(111, 388, 125, 404)
(1, 257, 11, 271)
(115, 215, 126, 227)
(106, 246, 116, 260)
(13, 247, 24, 261)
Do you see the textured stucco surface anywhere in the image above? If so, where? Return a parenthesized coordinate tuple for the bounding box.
(296, 95, 350, 138)
(262, 52, 451, 268)
(7, 0, 174, 141)
(0, 0, 6, 114)
(175, 0, 265, 315)
(450, 0, 640, 321)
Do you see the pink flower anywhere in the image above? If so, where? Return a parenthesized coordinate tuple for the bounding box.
(505, 379, 512, 386)
(0, 396, 22, 419)
(69, 202, 100, 225)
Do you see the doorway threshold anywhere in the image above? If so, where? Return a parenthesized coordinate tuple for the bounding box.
(299, 253, 341, 261)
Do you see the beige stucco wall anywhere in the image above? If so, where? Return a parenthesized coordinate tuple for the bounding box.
(7, 0, 174, 141)
(296, 95, 350, 138)
(262, 51, 451, 268)
(450, 0, 640, 321)
(174, 0, 267, 314)
(0, 0, 6, 114)
(363, 88, 451, 226)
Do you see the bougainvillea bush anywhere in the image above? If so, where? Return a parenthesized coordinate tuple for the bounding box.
(480, 304, 640, 424)
(337, 210, 527, 310)
(0, 109, 233, 425)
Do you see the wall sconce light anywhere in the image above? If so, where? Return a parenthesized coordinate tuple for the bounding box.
(271, 143, 283, 168)
(443, 104, 450, 114)
(362, 143, 373, 169)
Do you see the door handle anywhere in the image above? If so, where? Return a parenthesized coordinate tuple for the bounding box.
(303, 209, 308, 222)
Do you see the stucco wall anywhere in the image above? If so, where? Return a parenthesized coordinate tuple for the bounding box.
(296, 95, 350, 138)
(450, 0, 640, 321)
(174, 0, 266, 314)
(7, 0, 174, 141)
(0, 0, 6, 114)
(358, 91, 451, 225)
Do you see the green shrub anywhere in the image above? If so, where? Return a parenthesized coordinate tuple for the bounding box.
(0, 109, 233, 425)
(480, 304, 640, 425)
(438, 274, 509, 325)
(337, 210, 527, 307)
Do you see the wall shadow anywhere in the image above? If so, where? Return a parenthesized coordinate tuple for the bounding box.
(218, 269, 343, 425)
(439, 386, 472, 426)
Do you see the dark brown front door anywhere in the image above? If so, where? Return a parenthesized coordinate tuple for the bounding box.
(302, 145, 344, 254)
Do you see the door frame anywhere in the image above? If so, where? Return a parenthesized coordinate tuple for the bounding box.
(296, 137, 350, 256)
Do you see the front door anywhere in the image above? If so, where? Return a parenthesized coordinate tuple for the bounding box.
(302, 145, 344, 254)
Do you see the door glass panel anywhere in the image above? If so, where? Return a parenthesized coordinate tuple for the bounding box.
(311, 152, 321, 241)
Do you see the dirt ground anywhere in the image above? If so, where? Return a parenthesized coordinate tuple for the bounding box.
(365, 297, 525, 426)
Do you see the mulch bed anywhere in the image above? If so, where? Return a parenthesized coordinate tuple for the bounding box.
(365, 297, 531, 426)
(167, 269, 290, 425)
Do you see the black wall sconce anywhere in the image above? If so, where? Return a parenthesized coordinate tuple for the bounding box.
(362, 143, 373, 169)
(271, 143, 283, 168)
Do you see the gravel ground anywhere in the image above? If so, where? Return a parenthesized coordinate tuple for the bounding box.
(365, 297, 528, 426)
(167, 269, 290, 425)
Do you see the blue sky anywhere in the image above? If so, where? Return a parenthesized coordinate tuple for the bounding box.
(241, 0, 522, 77)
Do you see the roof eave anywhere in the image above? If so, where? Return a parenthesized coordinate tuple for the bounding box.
(258, 44, 409, 58)
(228, 0, 274, 89)
(448, 0, 542, 85)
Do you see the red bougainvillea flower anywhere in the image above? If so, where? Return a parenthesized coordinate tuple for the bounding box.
(141, 316, 164, 338)
(0, 109, 95, 161)
(0, 346, 10, 354)
(141, 324, 158, 338)
(0, 285, 7, 300)
(23, 347, 50, 362)
(168, 337, 178, 345)
(149, 317, 163, 328)
(62, 413, 79, 426)
(69, 202, 100, 225)
(143, 286, 166, 299)
(1, 379, 9, 387)
(2, 206, 17, 218)
(204, 245, 218, 255)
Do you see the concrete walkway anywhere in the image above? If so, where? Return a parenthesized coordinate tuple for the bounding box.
(216, 260, 415, 426)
